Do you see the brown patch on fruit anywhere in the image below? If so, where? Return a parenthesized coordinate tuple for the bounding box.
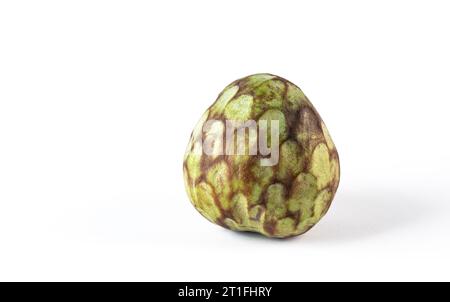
(298, 106, 322, 135)
(284, 210, 301, 227)
(250, 206, 264, 221)
(283, 108, 301, 140)
(329, 150, 340, 194)
(263, 220, 277, 236)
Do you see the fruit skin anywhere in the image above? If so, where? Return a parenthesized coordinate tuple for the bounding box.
(183, 74, 340, 238)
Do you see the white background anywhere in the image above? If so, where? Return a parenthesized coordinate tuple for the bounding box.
(1, 1, 449, 281)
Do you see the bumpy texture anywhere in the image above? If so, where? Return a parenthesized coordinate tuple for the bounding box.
(183, 74, 340, 238)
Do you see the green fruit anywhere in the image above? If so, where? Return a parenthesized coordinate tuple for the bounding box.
(183, 74, 340, 238)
